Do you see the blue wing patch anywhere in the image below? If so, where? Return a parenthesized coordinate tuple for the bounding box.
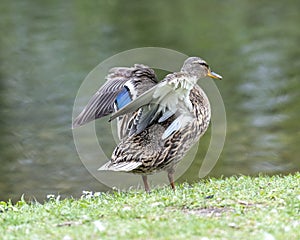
(115, 87, 132, 110)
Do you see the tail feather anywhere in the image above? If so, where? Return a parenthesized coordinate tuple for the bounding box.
(98, 161, 142, 172)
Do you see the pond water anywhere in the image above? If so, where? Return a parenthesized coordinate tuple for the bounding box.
(0, 0, 299, 201)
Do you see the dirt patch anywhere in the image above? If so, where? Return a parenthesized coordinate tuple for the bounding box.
(183, 207, 234, 217)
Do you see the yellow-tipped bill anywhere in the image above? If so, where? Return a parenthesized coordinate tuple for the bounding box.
(208, 70, 222, 80)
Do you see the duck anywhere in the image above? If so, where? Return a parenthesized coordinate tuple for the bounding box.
(73, 57, 222, 192)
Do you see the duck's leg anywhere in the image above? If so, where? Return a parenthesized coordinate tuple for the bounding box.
(142, 175, 150, 192)
(167, 167, 175, 190)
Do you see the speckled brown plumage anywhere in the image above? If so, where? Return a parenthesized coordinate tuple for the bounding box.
(109, 85, 210, 174)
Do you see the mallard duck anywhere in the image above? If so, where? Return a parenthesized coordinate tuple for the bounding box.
(73, 57, 222, 192)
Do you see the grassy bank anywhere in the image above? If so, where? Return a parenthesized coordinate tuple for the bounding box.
(1, 173, 299, 239)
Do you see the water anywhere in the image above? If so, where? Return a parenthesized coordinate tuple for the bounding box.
(0, 0, 299, 201)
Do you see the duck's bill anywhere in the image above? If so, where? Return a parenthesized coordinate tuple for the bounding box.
(208, 70, 222, 80)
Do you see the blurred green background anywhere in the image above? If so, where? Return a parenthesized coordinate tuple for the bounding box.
(0, 0, 299, 201)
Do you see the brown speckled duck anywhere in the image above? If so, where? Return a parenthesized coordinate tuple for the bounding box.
(73, 57, 222, 192)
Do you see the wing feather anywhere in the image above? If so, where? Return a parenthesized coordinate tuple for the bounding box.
(109, 72, 196, 139)
(109, 86, 157, 121)
(72, 65, 157, 128)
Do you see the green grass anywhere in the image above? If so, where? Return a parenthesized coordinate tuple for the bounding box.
(1, 173, 299, 240)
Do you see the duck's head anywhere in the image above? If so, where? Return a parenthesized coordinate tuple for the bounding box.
(181, 57, 222, 80)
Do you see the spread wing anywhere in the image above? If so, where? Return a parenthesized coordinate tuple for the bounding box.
(72, 65, 157, 128)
